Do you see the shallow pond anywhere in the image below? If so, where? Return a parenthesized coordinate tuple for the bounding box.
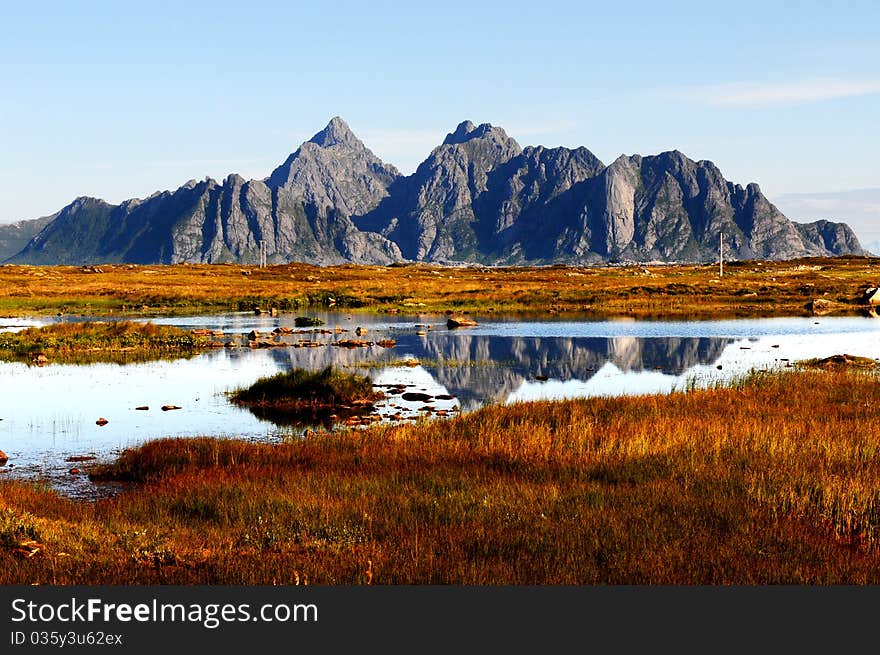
(2, 311, 879, 496)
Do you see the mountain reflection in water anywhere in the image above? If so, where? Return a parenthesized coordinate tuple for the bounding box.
(254, 334, 730, 409)
(3, 313, 880, 495)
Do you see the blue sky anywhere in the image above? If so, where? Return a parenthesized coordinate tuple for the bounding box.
(1, 1, 878, 240)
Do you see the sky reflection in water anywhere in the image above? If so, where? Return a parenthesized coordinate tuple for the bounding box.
(2, 312, 879, 495)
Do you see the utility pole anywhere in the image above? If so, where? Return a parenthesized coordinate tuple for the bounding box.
(259, 240, 266, 268)
(719, 233, 724, 278)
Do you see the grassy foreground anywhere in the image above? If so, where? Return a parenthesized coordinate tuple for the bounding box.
(3, 369, 880, 584)
(0, 320, 215, 364)
(0, 255, 878, 319)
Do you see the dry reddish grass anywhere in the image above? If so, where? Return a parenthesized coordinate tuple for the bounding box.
(2, 369, 880, 584)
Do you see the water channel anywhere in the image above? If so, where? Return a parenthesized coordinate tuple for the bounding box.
(1, 311, 878, 496)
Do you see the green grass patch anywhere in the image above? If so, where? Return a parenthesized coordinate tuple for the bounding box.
(796, 354, 878, 370)
(294, 316, 324, 327)
(0, 320, 214, 364)
(231, 366, 379, 408)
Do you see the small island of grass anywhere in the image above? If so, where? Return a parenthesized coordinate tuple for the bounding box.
(0, 320, 216, 364)
(230, 366, 381, 425)
(796, 353, 878, 370)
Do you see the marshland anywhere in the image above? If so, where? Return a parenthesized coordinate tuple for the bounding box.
(0, 255, 878, 319)
(2, 257, 880, 584)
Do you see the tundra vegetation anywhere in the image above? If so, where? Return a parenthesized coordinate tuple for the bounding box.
(0, 320, 215, 364)
(0, 256, 877, 320)
(229, 366, 381, 425)
(3, 368, 880, 584)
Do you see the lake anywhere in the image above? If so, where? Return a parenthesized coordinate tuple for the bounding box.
(2, 311, 879, 497)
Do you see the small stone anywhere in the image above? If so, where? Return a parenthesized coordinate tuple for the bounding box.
(95, 417, 109, 426)
(402, 392, 433, 402)
(135, 406, 149, 411)
(161, 405, 182, 411)
(66, 455, 96, 462)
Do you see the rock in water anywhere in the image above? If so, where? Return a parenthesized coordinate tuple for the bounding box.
(447, 317, 478, 329)
(402, 392, 433, 402)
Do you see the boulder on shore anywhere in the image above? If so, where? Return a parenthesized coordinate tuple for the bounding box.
(862, 287, 880, 305)
(808, 298, 842, 315)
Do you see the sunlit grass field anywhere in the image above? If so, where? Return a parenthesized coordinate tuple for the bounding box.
(0, 320, 214, 364)
(3, 369, 880, 584)
(0, 255, 877, 319)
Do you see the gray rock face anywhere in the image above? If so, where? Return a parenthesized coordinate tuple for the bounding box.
(6, 117, 868, 265)
(357, 121, 524, 261)
(795, 219, 866, 256)
(267, 116, 401, 217)
(12, 118, 404, 265)
(0, 214, 57, 261)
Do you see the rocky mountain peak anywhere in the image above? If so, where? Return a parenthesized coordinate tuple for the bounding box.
(4, 116, 867, 266)
(265, 117, 400, 199)
(443, 120, 478, 145)
(441, 120, 516, 149)
(308, 116, 361, 149)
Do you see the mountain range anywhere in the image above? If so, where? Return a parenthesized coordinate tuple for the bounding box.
(1, 117, 867, 265)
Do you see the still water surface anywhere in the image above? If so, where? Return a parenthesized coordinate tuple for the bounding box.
(1, 312, 879, 496)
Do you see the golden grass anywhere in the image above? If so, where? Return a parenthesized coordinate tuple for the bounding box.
(3, 369, 880, 584)
(0, 320, 215, 364)
(0, 255, 878, 319)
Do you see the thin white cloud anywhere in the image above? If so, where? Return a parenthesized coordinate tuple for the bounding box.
(682, 79, 880, 108)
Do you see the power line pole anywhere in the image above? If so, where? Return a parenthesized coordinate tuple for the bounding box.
(719, 233, 724, 278)
(259, 240, 266, 268)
